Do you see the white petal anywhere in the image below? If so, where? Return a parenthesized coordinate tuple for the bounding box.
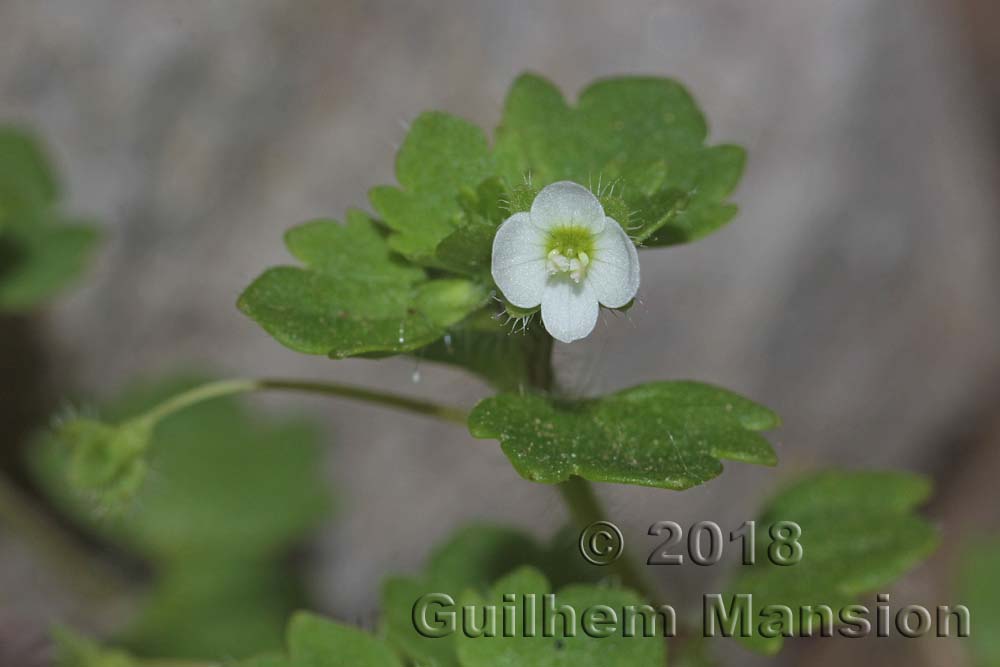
(491, 212, 548, 308)
(541, 277, 600, 343)
(530, 181, 605, 233)
(586, 217, 640, 308)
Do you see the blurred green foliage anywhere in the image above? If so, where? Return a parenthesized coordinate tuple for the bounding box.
(53, 417, 153, 512)
(35, 376, 332, 660)
(959, 538, 1000, 667)
(53, 628, 137, 667)
(726, 470, 939, 654)
(456, 566, 666, 667)
(382, 523, 611, 667)
(0, 127, 98, 311)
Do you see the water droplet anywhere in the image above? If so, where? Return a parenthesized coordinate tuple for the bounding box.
(411, 368, 422, 384)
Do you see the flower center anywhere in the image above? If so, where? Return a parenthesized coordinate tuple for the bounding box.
(545, 226, 595, 284)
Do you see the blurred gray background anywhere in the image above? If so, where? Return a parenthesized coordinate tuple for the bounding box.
(2, 0, 1000, 665)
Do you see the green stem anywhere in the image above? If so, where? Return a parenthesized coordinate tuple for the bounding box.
(0, 376, 467, 617)
(525, 333, 555, 390)
(140, 378, 469, 426)
(526, 334, 657, 601)
(557, 475, 656, 599)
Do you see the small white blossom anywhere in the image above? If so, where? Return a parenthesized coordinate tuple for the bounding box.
(491, 181, 640, 343)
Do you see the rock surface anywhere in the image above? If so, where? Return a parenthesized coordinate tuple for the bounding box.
(1, 2, 998, 664)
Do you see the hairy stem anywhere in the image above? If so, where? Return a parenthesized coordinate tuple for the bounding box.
(0, 376, 467, 620)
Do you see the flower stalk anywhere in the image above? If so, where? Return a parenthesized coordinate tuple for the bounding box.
(138, 378, 469, 427)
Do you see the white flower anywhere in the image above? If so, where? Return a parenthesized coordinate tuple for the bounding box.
(491, 181, 640, 343)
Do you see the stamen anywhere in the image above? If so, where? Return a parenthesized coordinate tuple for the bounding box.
(547, 248, 571, 275)
(546, 233, 593, 282)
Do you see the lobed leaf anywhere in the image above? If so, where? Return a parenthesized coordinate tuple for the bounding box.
(455, 567, 666, 667)
(494, 74, 745, 245)
(242, 74, 747, 365)
(238, 210, 487, 358)
(725, 470, 939, 654)
(469, 381, 779, 490)
(380, 522, 612, 667)
(434, 177, 510, 278)
(370, 112, 495, 264)
(382, 524, 547, 667)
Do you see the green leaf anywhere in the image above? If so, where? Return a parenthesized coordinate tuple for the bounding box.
(370, 112, 495, 264)
(285, 212, 425, 284)
(958, 538, 1000, 667)
(53, 614, 400, 667)
(724, 470, 939, 654)
(434, 177, 510, 278)
(33, 376, 332, 660)
(52, 628, 137, 667)
(130, 408, 327, 558)
(238, 209, 487, 358)
(455, 567, 666, 667)
(0, 127, 98, 311)
(381, 522, 622, 667)
(382, 524, 547, 667)
(288, 613, 401, 667)
(0, 126, 59, 221)
(244, 74, 748, 361)
(419, 524, 548, 587)
(234, 655, 293, 667)
(468, 381, 778, 490)
(494, 74, 744, 245)
(0, 218, 99, 311)
(123, 560, 297, 658)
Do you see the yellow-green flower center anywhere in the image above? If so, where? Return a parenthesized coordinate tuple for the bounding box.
(545, 226, 596, 283)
